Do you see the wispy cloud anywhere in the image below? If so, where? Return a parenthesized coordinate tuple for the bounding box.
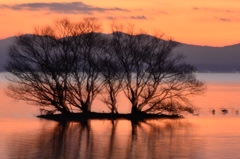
(106, 15, 149, 21)
(130, 15, 147, 20)
(216, 17, 231, 22)
(192, 7, 240, 14)
(192, 7, 239, 22)
(193, 7, 200, 10)
(0, 2, 129, 14)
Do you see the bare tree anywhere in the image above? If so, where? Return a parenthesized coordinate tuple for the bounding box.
(110, 24, 204, 115)
(98, 42, 125, 114)
(5, 18, 106, 114)
(6, 18, 204, 116)
(64, 18, 107, 114)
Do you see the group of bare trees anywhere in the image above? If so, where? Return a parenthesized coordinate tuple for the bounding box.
(5, 18, 204, 115)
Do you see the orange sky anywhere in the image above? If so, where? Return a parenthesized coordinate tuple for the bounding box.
(0, 0, 240, 46)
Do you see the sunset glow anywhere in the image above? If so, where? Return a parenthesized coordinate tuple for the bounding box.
(0, 0, 240, 46)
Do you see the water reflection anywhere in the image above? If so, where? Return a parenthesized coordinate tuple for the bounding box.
(3, 73, 240, 159)
(7, 119, 197, 159)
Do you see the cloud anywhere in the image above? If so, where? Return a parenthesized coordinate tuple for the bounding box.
(192, 7, 237, 22)
(105, 15, 148, 20)
(192, 7, 240, 14)
(130, 15, 147, 20)
(193, 7, 199, 10)
(216, 17, 231, 22)
(0, 2, 128, 14)
(106, 16, 116, 20)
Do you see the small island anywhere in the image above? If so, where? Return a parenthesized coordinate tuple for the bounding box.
(37, 112, 183, 122)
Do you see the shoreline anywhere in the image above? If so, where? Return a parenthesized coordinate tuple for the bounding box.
(37, 112, 183, 122)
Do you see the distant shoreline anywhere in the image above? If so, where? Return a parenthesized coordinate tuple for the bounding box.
(37, 112, 183, 122)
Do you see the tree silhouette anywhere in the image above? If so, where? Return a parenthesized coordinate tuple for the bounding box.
(64, 19, 106, 114)
(5, 18, 105, 114)
(6, 18, 204, 116)
(109, 24, 204, 114)
(6, 34, 73, 114)
(98, 41, 125, 114)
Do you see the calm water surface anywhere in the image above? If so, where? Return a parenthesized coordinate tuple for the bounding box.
(1, 73, 240, 159)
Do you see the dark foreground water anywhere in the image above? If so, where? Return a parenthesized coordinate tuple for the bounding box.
(1, 73, 240, 159)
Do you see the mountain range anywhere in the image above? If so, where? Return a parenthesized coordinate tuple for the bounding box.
(174, 43, 240, 72)
(0, 36, 240, 72)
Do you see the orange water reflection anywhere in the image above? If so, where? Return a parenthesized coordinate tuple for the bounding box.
(4, 119, 199, 159)
(3, 118, 240, 159)
(189, 83, 240, 117)
(2, 73, 240, 158)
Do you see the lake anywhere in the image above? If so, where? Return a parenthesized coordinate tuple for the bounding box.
(1, 72, 240, 159)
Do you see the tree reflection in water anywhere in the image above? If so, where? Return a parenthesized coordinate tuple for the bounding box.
(8, 119, 196, 159)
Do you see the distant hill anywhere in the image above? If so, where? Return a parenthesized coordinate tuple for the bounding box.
(0, 37, 15, 71)
(0, 35, 240, 72)
(174, 43, 240, 72)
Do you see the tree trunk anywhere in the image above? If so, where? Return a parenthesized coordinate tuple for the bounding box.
(82, 103, 91, 114)
(111, 95, 118, 114)
(60, 107, 71, 114)
(130, 96, 141, 114)
(131, 106, 140, 114)
(82, 104, 88, 114)
(52, 100, 71, 115)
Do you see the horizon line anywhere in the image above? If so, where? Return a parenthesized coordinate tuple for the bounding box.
(0, 34, 239, 48)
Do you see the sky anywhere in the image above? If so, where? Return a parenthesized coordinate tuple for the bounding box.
(0, 0, 240, 46)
